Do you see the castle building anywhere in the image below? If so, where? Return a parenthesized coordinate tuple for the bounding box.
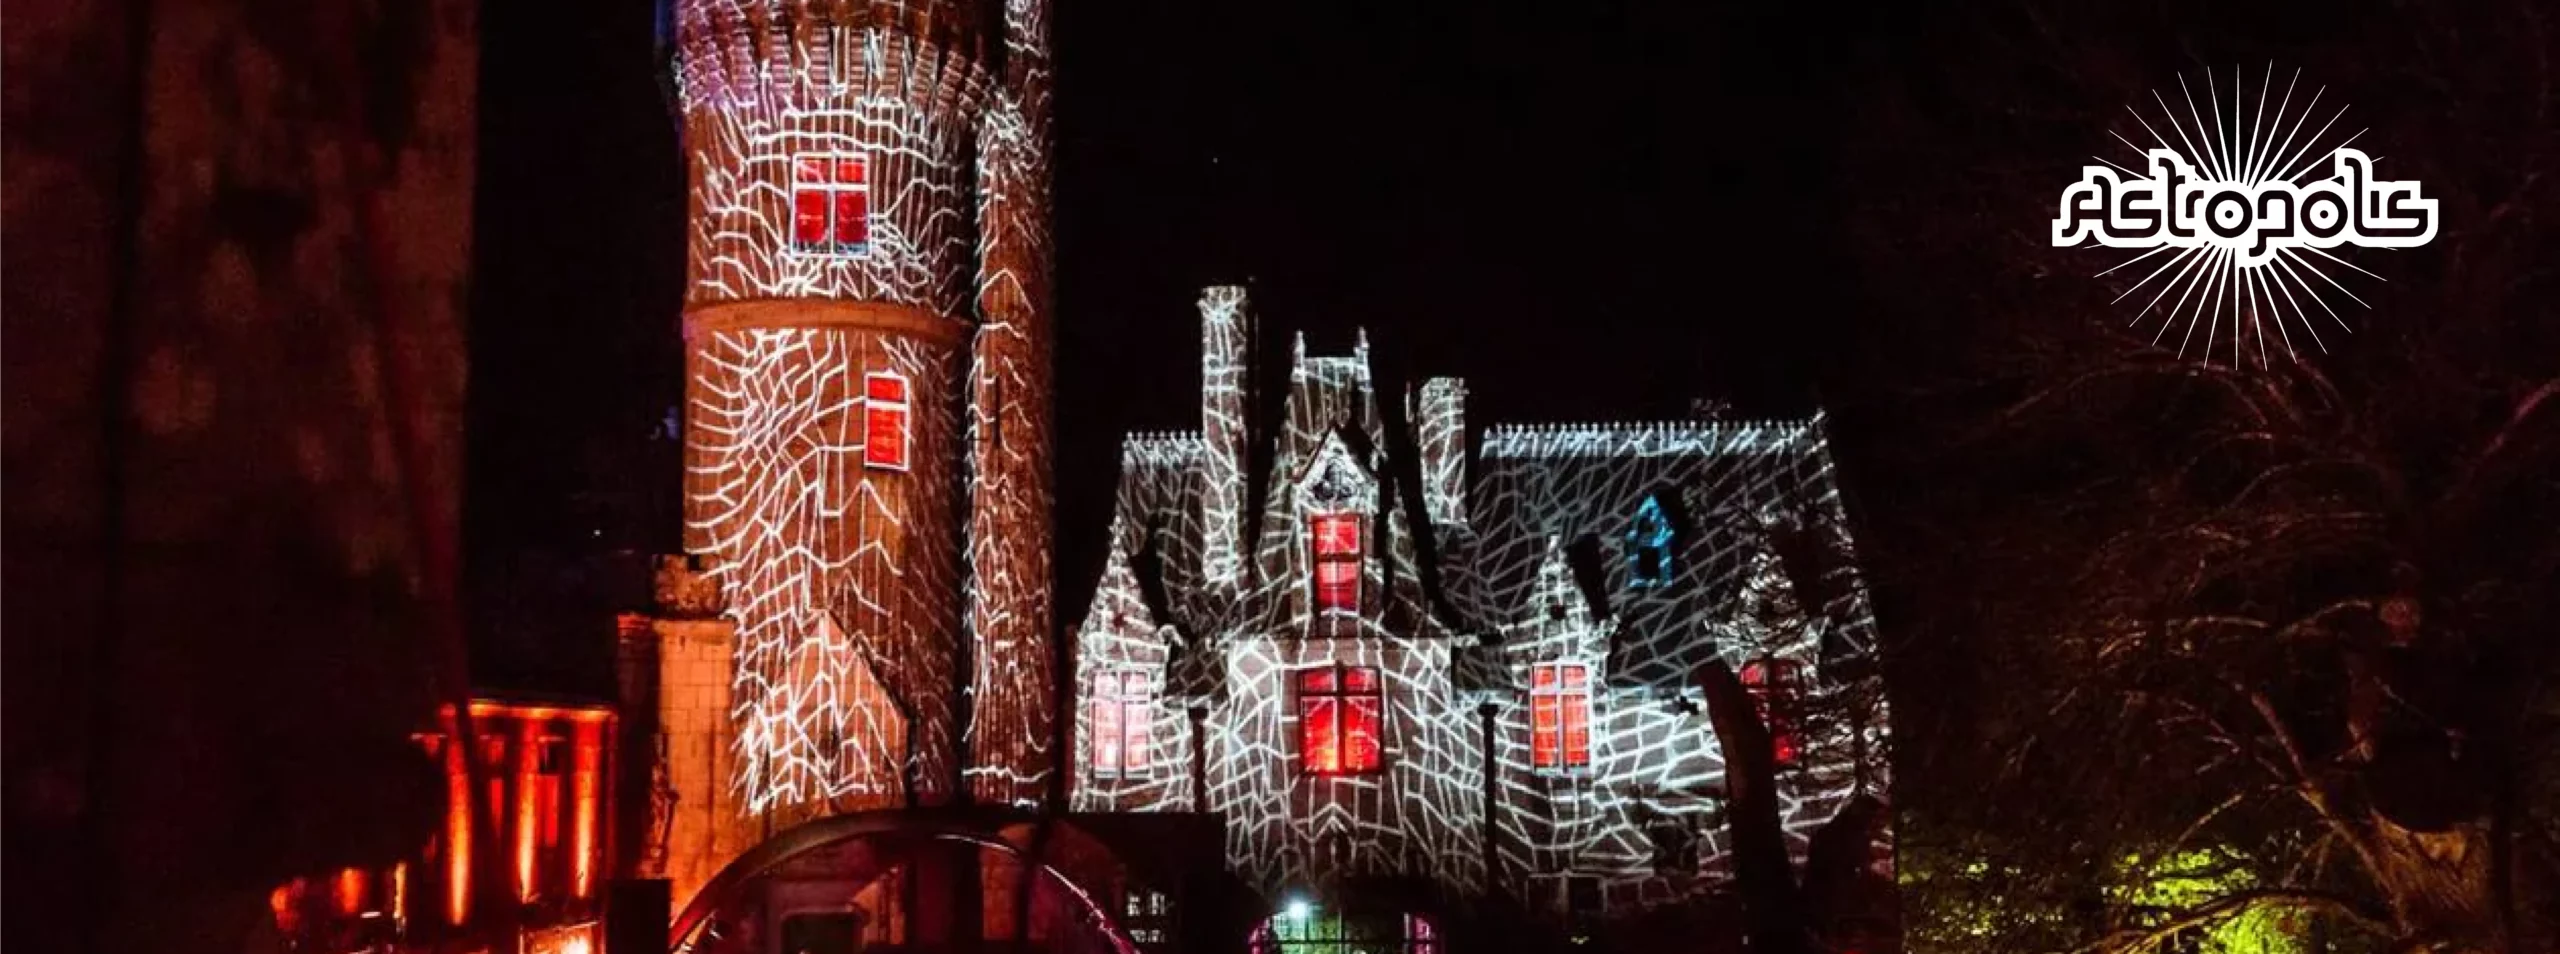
(1068, 288, 1892, 945)
(599, 3, 1887, 950)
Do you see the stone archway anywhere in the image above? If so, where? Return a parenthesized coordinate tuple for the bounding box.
(671, 807, 1146, 954)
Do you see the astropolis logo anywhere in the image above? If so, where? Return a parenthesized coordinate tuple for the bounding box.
(2052, 65, 2438, 365)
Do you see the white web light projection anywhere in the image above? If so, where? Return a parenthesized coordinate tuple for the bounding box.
(963, 80, 1061, 808)
(688, 329, 963, 813)
(672, 0, 1057, 815)
(2060, 64, 2439, 366)
(674, 7, 984, 311)
(1068, 289, 1889, 923)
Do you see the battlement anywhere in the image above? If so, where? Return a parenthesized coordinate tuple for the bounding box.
(1478, 416, 1818, 459)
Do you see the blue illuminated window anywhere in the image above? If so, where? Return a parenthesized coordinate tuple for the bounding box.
(1628, 496, 1674, 588)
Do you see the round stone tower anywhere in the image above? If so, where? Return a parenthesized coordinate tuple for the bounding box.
(669, 0, 1055, 822)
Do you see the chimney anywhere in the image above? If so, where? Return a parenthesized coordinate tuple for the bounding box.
(1199, 286, 1254, 592)
(1412, 377, 1469, 529)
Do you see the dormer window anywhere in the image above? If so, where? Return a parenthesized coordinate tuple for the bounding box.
(791, 153, 870, 256)
(1530, 662, 1593, 770)
(1310, 512, 1362, 615)
(1628, 495, 1676, 588)
(1090, 671, 1153, 779)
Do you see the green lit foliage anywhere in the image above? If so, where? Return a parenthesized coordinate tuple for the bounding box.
(2110, 848, 2309, 954)
(1896, 818, 2083, 954)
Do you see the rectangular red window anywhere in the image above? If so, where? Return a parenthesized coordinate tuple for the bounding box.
(790, 152, 870, 256)
(863, 371, 909, 471)
(1298, 664, 1383, 774)
(1531, 663, 1594, 769)
(1089, 672, 1150, 778)
(1309, 513, 1361, 614)
(1739, 658, 1804, 767)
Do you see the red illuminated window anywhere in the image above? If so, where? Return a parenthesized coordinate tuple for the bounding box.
(1089, 671, 1152, 778)
(863, 371, 909, 471)
(791, 153, 870, 255)
(1310, 513, 1362, 615)
(1298, 664, 1383, 775)
(1739, 658, 1804, 767)
(1530, 662, 1594, 770)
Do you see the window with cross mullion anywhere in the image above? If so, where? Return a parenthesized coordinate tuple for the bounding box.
(791, 152, 872, 256)
(1090, 671, 1153, 779)
(1530, 662, 1593, 770)
(1309, 512, 1362, 619)
(1298, 663, 1383, 775)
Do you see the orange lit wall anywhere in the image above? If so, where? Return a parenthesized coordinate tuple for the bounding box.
(266, 698, 616, 952)
(572, 719, 604, 898)
(444, 709, 473, 925)
(436, 699, 617, 926)
(335, 866, 367, 915)
(515, 720, 542, 902)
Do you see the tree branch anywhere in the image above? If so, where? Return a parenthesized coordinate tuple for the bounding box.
(2072, 886, 2395, 954)
(2244, 689, 2394, 897)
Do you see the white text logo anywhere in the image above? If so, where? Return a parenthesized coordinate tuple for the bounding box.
(2052, 66, 2437, 364)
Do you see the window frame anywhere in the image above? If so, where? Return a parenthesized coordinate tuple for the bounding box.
(1088, 670, 1153, 780)
(1307, 511, 1363, 620)
(1528, 661, 1596, 772)
(787, 151, 872, 258)
(862, 370, 911, 472)
(1296, 663, 1385, 776)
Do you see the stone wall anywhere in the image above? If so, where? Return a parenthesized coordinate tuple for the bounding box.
(624, 617, 754, 912)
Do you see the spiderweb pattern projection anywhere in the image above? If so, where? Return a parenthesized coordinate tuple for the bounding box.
(961, 0, 1057, 808)
(672, 0, 1057, 816)
(1070, 289, 1888, 920)
(1456, 421, 1891, 908)
(674, 1, 985, 310)
(687, 329, 964, 813)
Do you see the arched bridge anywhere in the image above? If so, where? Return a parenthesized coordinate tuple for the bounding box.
(671, 807, 1171, 954)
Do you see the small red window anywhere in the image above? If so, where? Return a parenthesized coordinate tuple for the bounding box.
(1313, 514, 1359, 556)
(1309, 513, 1361, 614)
(862, 371, 909, 471)
(793, 190, 829, 247)
(865, 373, 906, 403)
(1299, 664, 1383, 774)
(1531, 663, 1593, 769)
(1298, 667, 1337, 694)
(1739, 658, 1803, 767)
(790, 152, 870, 256)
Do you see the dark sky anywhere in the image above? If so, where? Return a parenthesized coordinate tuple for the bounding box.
(467, 1, 1863, 686)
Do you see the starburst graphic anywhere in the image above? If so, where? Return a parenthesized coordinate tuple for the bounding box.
(2055, 64, 2440, 367)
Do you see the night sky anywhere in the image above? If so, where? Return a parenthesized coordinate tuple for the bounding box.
(467, 1, 1869, 687)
